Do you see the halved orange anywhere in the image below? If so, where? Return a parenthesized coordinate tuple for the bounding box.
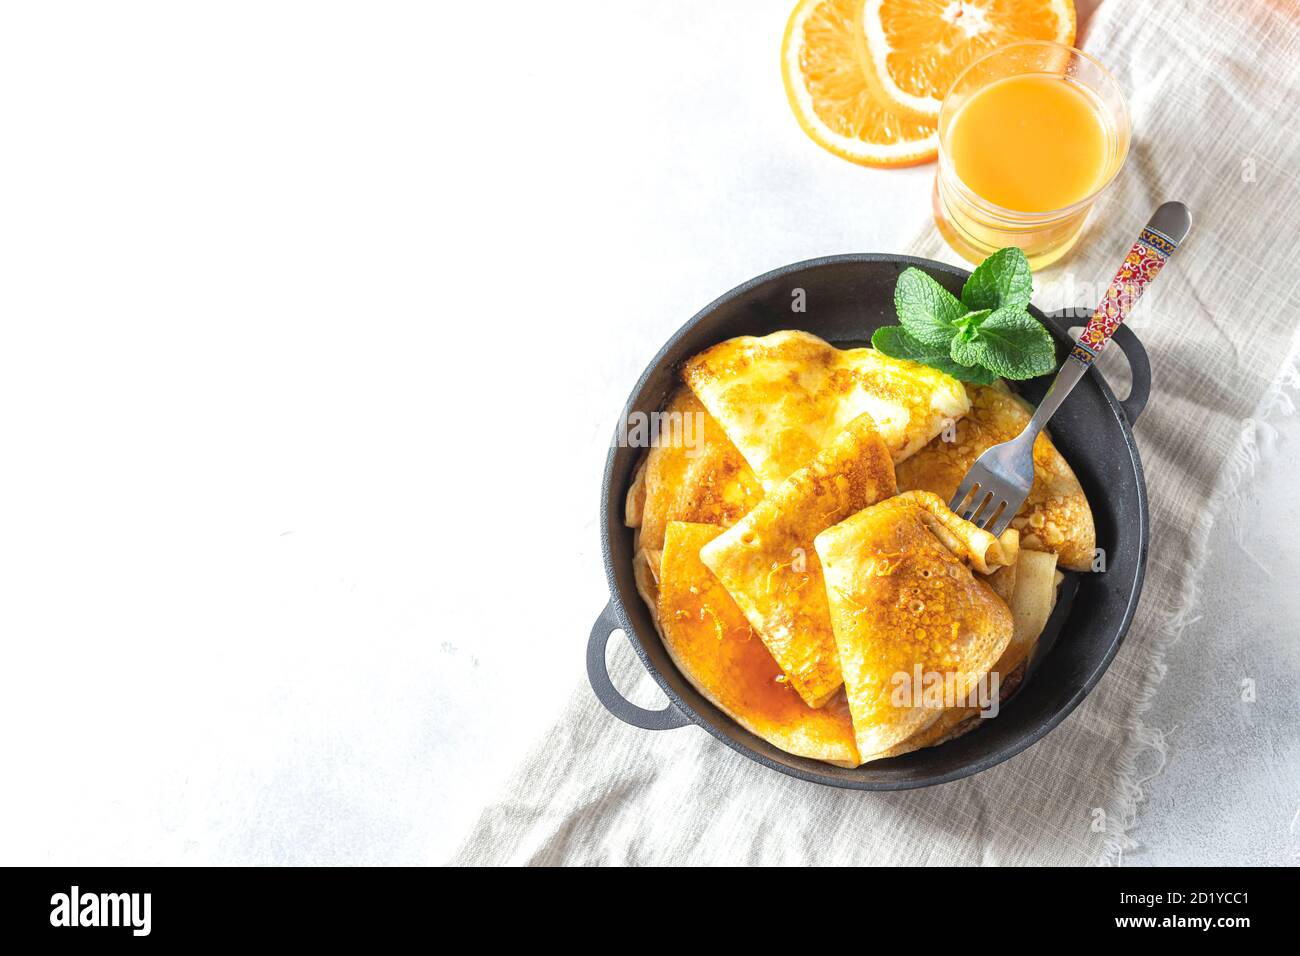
(863, 0, 1076, 118)
(781, 0, 938, 167)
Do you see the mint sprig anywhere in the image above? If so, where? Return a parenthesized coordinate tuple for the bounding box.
(871, 248, 1056, 382)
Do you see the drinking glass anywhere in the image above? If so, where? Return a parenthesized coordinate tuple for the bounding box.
(932, 41, 1131, 269)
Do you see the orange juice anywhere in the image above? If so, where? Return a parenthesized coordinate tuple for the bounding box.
(932, 42, 1130, 269)
(947, 74, 1107, 213)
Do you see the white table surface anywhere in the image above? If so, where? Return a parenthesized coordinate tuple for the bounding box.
(1, 1, 1290, 866)
(1127, 399, 1300, 867)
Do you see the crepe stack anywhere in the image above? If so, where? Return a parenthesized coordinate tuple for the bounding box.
(625, 331, 1092, 766)
(699, 412, 896, 708)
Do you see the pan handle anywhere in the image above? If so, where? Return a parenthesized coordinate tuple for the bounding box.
(587, 601, 690, 731)
(1045, 308, 1151, 424)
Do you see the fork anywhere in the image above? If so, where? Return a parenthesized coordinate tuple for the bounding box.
(950, 201, 1192, 534)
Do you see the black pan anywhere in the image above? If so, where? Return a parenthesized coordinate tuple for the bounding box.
(587, 254, 1149, 790)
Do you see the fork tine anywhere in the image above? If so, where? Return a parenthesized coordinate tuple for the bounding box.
(967, 490, 996, 526)
(948, 475, 979, 517)
(985, 500, 1018, 537)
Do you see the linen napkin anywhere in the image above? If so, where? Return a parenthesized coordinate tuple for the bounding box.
(451, 0, 1300, 865)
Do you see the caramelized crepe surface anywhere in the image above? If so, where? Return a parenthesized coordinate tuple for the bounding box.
(624, 387, 764, 553)
(659, 522, 859, 766)
(683, 330, 970, 489)
(814, 492, 1014, 761)
(876, 547, 1060, 759)
(896, 381, 1095, 571)
(699, 414, 896, 708)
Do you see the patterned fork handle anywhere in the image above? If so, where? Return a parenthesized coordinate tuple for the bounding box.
(1069, 201, 1192, 367)
(1022, 203, 1190, 437)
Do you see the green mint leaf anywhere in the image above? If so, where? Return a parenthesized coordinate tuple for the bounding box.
(952, 308, 991, 336)
(894, 267, 967, 348)
(949, 330, 983, 367)
(872, 325, 997, 385)
(959, 307, 1057, 380)
(949, 311, 993, 368)
(871, 325, 933, 363)
(961, 247, 1033, 312)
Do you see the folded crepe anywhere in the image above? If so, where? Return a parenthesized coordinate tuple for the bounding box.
(658, 521, 859, 766)
(991, 548, 1059, 678)
(683, 330, 970, 490)
(875, 547, 1060, 759)
(814, 491, 1014, 761)
(699, 414, 896, 708)
(896, 380, 1095, 571)
(625, 387, 764, 554)
(632, 547, 664, 631)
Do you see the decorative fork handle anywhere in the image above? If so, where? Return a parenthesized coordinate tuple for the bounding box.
(1025, 202, 1191, 436)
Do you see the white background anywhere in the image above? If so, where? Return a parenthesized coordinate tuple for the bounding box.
(0, 1, 1290, 864)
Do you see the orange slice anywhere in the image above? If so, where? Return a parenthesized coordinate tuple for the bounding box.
(781, 0, 938, 167)
(863, 0, 1076, 118)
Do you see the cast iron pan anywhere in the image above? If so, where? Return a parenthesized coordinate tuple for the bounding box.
(587, 254, 1149, 789)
